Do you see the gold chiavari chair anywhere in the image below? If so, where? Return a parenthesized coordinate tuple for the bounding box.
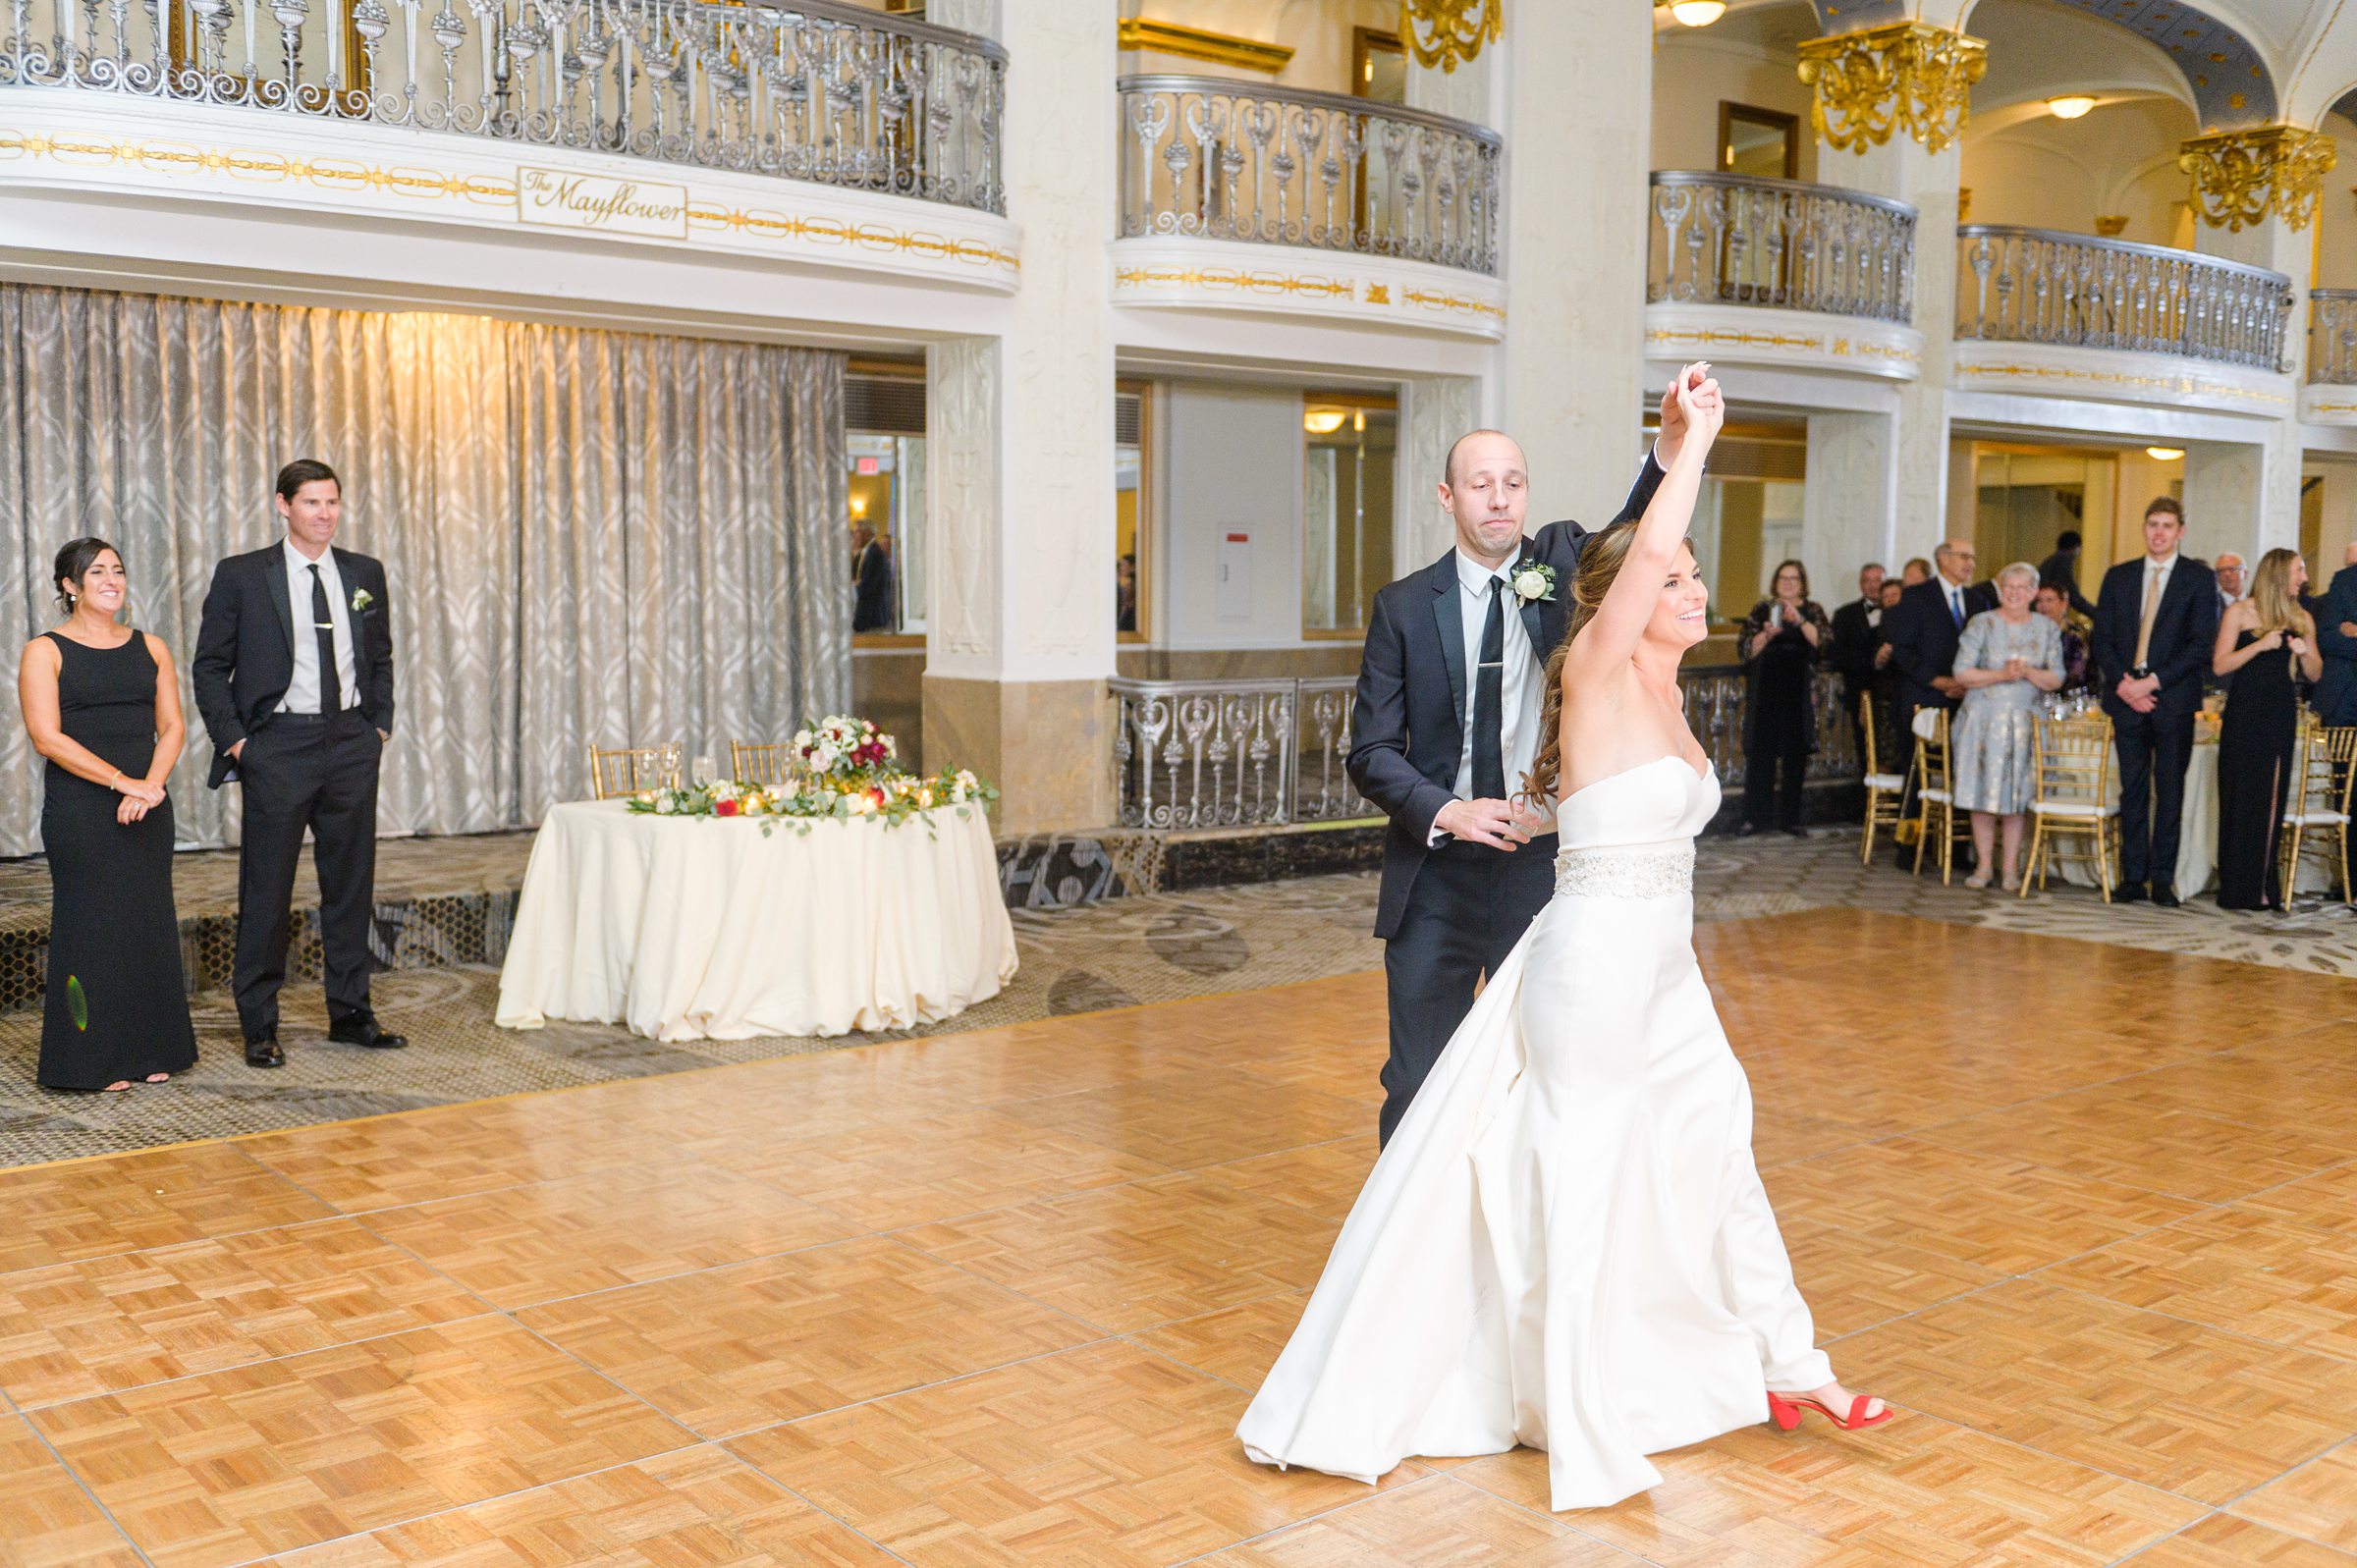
(1858, 693, 1907, 863)
(1907, 707, 1971, 884)
(2278, 723, 2357, 905)
(586, 742, 681, 801)
(2021, 713, 2117, 899)
(730, 740, 798, 786)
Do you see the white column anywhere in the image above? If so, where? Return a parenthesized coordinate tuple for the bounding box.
(2182, 439, 2273, 564)
(2194, 214, 2309, 556)
(1802, 410, 1896, 594)
(1836, 135, 1962, 560)
(1499, 1, 1651, 514)
(920, 0, 1118, 833)
(1397, 374, 1480, 574)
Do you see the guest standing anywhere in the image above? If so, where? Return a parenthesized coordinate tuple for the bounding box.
(1950, 564, 2064, 890)
(851, 524, 895, 632)
(2214, 549, 2321, 911)
(1884, 540, 1994, 735)
(2035, 583, 2095, 695)
(2037, 529, 2098, 619)
(1736, 561, 1828, 837)
(17, 539, 198, 1092)
(192, 460, 405, 1068)
(1871, 577, 1908, 770)
(2091, 497, 2220, 905)
(1830, 563, 1886, 758)
(2309, 554, 2357, 727)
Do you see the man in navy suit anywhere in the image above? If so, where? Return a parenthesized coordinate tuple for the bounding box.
(1882, 538, 1994, 739)
(2310, 555, 2357, 727)
(1345, 365, 1710, 1145)
(2091, 496, 2220, 904)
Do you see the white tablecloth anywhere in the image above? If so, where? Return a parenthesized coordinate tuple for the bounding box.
(2052, 740, 2322, 895)
(495, 800, 1016, 1041)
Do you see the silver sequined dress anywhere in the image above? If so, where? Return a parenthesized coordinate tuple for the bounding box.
(1951, 611, 2062, 814)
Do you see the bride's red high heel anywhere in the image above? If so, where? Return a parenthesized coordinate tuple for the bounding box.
(1767, 1391, 1891, 1432)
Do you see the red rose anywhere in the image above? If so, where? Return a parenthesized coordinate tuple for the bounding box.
(715, 797, 740, 817)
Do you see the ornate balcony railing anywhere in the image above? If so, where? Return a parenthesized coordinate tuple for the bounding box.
(2310, 291, 2357, 383)
(1647, 171, 1915, 323)
(1111, 676, 1371, 832)
(0, 0, 1008, 213)
(1956, 226, 2292, 371)
(1116, 74, 1501, 276)
(1110, 667, 1864, 831)
(1681, 666, 1860, 788)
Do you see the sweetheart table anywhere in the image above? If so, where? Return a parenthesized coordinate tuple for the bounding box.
(495, 799, 1016, 1041)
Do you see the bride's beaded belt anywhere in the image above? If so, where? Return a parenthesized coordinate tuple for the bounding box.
(1553, 840, 1695, 899)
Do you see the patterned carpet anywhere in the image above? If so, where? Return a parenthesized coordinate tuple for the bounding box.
(1, 830, 2346, 1167)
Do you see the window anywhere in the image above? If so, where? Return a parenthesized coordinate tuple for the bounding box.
(1719, 102, 1798, 180)
(1302, 394, 1398, 636)
(1353, 27, 1405, 104)
(847, 365, 926, 641)
(1117, 380, 1151, 642)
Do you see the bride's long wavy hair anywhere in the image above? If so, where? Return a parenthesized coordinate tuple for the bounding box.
(1516, 517, 1694, 810)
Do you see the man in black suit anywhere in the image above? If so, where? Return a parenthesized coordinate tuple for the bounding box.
(1346, 365, 1709, 1145)
(192, 459, 404, 1068)
(1829, 562, 1887, 756)
(2038, 529, 2098, 619)
(2091, 496, 2220, 905)
(1882, 538, 1995, 736)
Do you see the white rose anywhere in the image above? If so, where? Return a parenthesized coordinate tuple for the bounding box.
(793, 729, 811, 749)
(654, 795, 676, 815)
(1512, 568, 1549, 602)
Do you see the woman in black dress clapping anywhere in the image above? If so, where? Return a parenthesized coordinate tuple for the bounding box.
(2213, 549, 2322, 912)
(17, 539, 198, 1091)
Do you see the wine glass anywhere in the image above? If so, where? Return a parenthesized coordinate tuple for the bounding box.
(691, 753, 715, 788)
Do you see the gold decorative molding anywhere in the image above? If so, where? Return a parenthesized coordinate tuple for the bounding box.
(2095, 214, 2128, 237)
(1113, 262, 1505, 325)
(1401, 0, 1501, 75)
(2178, 126, 2337, 232)
(1955, 357, 2291, 409)
(0, 128, 1021, 273)
(1796, 23, 1986, 156)
(1117, 20, 1293, 75)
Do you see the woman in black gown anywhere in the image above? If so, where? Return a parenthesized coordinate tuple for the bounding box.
(16, 539, 198, 1090)
(1737, 560, 1829, 837)
(2213, 549, 2322, 911)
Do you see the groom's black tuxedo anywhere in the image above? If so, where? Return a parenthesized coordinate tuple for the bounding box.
(1348, 453, 1667, 1142)
(192, 542, 397, 1046)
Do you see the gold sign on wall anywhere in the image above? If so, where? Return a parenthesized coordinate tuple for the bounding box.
(2178, 126, 2337, 232)
(1401, 0, 1501, 74)
(1796, 22, 1986, 157)
(516, 167, 689, 239)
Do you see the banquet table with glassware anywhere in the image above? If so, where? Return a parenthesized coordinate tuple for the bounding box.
(494, 796, 1016, 1042)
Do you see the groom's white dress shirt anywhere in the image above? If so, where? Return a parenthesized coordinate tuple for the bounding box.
(277, 540, 360, 716)
(1433, 546, 1550, 843)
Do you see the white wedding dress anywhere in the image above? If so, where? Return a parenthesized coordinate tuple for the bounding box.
(1237, 755, 1834, 1511)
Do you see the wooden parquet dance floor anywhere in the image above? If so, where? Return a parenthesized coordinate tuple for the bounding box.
(2, 906, 2355, 1567)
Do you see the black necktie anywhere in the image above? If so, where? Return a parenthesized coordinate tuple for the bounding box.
(310, 564, 343, 713)
(1472, 577, 1507, 800)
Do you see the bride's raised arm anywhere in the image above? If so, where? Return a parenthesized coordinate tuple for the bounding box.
(1563, 365, 1724, 678)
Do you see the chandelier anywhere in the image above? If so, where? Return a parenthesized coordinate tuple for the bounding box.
(1401, 0, 1502, 74)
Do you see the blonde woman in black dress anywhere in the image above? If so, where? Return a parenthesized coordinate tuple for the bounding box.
(17, 539, 198, 1091)
(2213, 550, 2321, 910)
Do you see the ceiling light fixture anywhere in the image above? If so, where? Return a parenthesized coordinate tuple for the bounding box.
(1303, 407, 1347, 435)
(2048, 94, 2097, 120)
(2146, 446, 2185, 460)
(1669, 0, 1726, 26)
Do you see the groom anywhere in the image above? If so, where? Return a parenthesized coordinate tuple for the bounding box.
(1348, 369, 1709, 1144)
(192, 459, 405, 1068)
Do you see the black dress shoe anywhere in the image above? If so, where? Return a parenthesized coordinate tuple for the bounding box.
(328, 1017, 408, 1050)
(2113, 883, 2149, 903)
(245, 1036, 285, 1069)
(2152, 887, 2181, 908)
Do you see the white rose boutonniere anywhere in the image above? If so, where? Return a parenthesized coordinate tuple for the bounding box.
(1510, 563, 1557, 605)
(351, 588, 374, 614)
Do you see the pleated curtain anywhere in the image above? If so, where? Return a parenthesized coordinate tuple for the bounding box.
(0, 283, 850, 856)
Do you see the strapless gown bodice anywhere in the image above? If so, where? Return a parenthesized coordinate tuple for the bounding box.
(1551, 756, 1718, 900)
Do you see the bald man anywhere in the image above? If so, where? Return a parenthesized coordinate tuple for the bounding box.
(1346, 366, 1711, 1144)
(1883, 539, 1996, 739)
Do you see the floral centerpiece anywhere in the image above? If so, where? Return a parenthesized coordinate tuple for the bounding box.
(625, 715, 997, 837)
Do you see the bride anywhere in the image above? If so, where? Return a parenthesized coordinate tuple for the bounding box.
(1236, 367, 1886, 1511)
